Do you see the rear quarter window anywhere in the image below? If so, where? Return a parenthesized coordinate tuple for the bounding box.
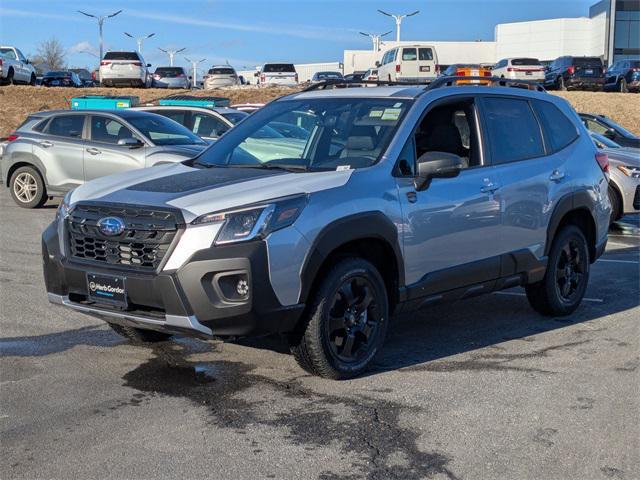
(418, 48, 433, 61)
(481, 97, 545, 164)
(531, 100, 578, 152)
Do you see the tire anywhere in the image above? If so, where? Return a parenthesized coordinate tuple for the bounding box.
(525, 225, 590, 316)
(6, 68, 15, 85)
(619, 78, 628, 93)
(290, 258, 389, 380)
(108, 323, 173, 345)
(29, 73, 36, 86)
(558, 76, 566, 91)
(9, 166, 47, 208)
(608, 184, 622, 223)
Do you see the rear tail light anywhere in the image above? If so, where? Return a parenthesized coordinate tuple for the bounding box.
(100, 60, 111, 66)
(395, 64, 401, 73)
(260, 74, 265, 82)
(483, 70, 491, 77)
(595, 152, 609, 173)
(7, 133, 19, 142)
(295, 73, 298, 82)
(0, 59, 3, 67)
(567, 66, 575, 75)
(507, 67, 514, 72)
(456, 70, 465, 76)
(632, 68, 640, 73)
(435, 64, 441, 75)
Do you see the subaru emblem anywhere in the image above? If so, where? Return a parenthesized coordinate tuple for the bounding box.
(97, 217, 125, 236)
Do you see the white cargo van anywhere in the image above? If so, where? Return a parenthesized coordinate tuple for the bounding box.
(376, 44, 438, 83)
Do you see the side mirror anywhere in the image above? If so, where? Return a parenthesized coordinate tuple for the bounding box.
(414, 151, 463, 191)
(117, 137, 144, 148)
(375, 61, 381, 68)
(603, 128, 616, 140)
(25, 59, 30, 64)
(146, 63, 152, 68)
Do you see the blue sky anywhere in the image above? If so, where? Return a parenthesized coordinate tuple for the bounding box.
(1, 0, 596, 71)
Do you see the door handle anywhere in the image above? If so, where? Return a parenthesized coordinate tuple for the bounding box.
(40, 141, 53, 148)
(86, 147, 101, 155)
(406, 191, 417, 203)
(549, 169, 565, 183)
(480, 182, 500, 193)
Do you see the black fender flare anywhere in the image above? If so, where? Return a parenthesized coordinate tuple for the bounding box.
(545, 190, 597, 257)
(298, 211, 404, 304)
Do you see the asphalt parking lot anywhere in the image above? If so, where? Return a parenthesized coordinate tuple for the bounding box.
(1, 189, 638, 480)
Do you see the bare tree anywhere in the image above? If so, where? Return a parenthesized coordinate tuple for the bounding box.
(34, 38, 67, 71)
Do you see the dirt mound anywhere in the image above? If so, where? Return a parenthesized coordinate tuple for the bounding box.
(0, 86, 638, 138)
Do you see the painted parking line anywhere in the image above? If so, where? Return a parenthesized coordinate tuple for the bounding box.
(493, 291, 604, 303)
(597, 259, 639, 265)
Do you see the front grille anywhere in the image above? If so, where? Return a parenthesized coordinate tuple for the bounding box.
(67, 203, 183, 271)
(634, 186, 640, 211)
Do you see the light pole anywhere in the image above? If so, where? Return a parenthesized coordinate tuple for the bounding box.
(185, 57, 206, 89)
(359, 31, 392, 52)
(377, 9, 420, 42)
(158, 47, 186, 67)
(77, 10, 123, 61)
(124, 32, 155, 54)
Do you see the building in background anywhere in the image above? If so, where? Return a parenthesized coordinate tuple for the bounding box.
(343, 0, 639, 74)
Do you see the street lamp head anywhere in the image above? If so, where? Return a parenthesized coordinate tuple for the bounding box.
(377, 9, 392, 17)
(147, 33, 156, 39)
(108, 10, 123, 18)
(406, 10, 420, 17)
(124, 32, 133, 38)
(77, 10, 97, 18)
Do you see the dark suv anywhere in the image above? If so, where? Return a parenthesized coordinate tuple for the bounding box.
(604, 59, 640, 93)
(544, 56, 605, 91)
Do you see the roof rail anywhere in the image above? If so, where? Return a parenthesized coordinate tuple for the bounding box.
(427, 76, 546, 92)
(301, 79, 417, 92)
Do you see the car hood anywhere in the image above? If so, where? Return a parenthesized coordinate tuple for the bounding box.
(68, 162, 353, 223)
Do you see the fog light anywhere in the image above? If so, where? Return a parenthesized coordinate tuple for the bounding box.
(236, 279, 249, 296)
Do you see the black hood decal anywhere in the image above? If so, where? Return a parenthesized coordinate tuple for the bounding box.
(126, 167, 285, 194)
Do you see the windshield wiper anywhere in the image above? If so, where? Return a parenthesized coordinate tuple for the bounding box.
(228, 163, 311, 173)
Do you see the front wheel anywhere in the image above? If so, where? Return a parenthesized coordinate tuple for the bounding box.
(608, 185, 622, 223)
(525, 225, 590, 316)
(108, 323, 173, 345)
(30, 73, 36, 86)
(290, 258, 389, 379)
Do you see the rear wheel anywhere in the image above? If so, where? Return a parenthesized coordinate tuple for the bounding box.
(108, 323, 173, 345)
(9, 166, 47, 208)
(619, 78, 628, 93)
(608, 184, 622, 223)
(558, 76, 566, 91)
(6, 68, 15, 85)
(525, 225, 590, 316)
(290, 258, 389, 379)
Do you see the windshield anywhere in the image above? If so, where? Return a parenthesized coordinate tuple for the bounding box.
(45, 71, 70, 77)
(591, 132, 620, 149)
(194, 98, 410, 171)
(221, 111, 249, 124)
(127, 115, 207, 146)
(600, 116, 638, 139)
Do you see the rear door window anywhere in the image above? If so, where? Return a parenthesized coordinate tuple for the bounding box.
(480, 97, 545, 164)
(418, 48, 433, 61)
(531, 100, 578, 152)
(402, 48, 417, 61)
(46, 115, 85, 139)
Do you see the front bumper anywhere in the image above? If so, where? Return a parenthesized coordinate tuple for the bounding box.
(42, 221, 304, 339)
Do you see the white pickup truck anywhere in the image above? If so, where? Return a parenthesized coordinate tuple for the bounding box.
(0, 46, 37, 85)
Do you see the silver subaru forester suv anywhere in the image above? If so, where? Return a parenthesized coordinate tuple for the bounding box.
(43, 79, 611, 379)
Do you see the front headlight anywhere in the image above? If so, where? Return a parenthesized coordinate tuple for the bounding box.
(618, 165, 640, 178)
(192, 194, 308, 245)
(56, 191, 72, 222)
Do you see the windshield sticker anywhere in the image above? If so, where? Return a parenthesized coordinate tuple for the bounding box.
(336, 165, 351, 171)
(369, 109, 384, 118)
(381, 108, 402, 121)
(393, 102, 403, 108)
